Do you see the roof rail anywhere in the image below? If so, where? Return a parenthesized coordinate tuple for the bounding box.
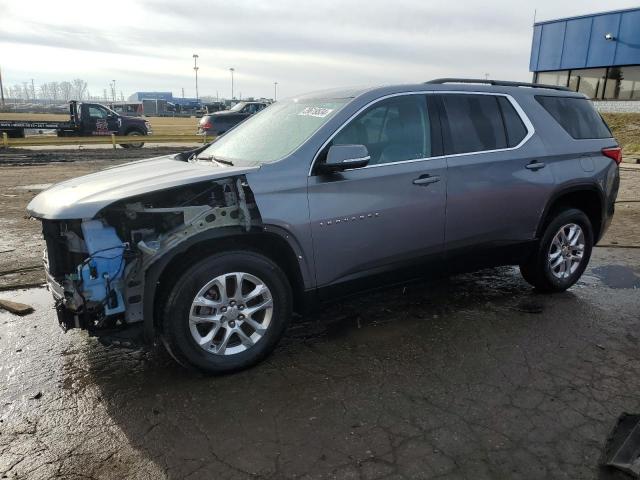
(425, 78, 571, 92)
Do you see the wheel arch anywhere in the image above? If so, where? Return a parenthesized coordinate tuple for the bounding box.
(142, 226, 312, 340)
(124, 126, 146, 136)
(536, 184, 605, 242)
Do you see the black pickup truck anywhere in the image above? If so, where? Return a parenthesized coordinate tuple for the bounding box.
(0, 101, 152, 148)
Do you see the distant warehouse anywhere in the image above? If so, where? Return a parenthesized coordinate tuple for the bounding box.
(530, 7, 640, 111)
(127, 92, 200, 115)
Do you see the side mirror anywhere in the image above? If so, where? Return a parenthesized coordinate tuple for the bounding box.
(318, 144, 370, 173)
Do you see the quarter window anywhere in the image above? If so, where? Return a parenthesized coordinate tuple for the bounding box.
(497, 97, 527, 147)
(440, 94, 507, 154)
(331, 95, 431, 165)
(535, 96, 611, 139)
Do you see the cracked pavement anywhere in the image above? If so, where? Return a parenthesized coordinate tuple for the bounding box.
(1, 246, 639, 479)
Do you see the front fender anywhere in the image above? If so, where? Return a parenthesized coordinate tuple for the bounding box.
(142, 225, 314, 340)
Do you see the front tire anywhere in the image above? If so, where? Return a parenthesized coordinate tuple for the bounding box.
(120, 131, 144, 149)
(161, 251, 292, 374)
(520, 208, 593, 292)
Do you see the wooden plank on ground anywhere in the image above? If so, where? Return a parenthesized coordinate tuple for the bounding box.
(0, 299, 34, 315)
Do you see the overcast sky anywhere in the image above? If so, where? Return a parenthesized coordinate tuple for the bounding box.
(1, 0, 638, 100)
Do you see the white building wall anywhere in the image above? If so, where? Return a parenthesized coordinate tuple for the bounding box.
(594, 101, 640, 113)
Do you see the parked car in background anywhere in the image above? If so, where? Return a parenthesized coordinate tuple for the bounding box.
(27, 79, 620, 374)
(197, 101, 268, 136)
(203, 102, 227, 114)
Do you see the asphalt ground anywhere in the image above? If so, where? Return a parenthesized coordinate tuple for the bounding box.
(0, 245, 639, 479)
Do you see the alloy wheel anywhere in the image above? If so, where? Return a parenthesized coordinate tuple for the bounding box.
(548, 223, 585, 279)
(189, 272, 273, 355)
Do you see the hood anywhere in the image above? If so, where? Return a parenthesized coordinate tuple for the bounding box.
(121, 115, 146, 123)
(27, 155, 257, 220)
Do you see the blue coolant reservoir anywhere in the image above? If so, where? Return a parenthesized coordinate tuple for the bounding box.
(79, 220, 126, 315)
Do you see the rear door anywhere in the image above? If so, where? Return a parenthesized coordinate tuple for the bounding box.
(307, 94, 447, 288)
(436, 92, 555, 254)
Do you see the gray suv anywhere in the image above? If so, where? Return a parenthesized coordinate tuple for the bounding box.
(27, 79, 621, 373)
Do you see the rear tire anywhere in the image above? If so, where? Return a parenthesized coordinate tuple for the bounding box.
(520, 208, 593, 292)
(161, 251, 292, 374)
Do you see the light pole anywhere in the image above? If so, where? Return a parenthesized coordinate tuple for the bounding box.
(229, 67, 235, 100)
(193, 54, 199, 101)
(274, 81, 278, 101)
(0, 66, 5, 106)
(111, 80, 116, 102)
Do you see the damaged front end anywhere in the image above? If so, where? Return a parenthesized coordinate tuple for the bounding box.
(39, 175, 260, 335)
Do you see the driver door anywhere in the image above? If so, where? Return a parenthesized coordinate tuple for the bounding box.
(84, 105, 119, 135)
(307, 94, 447, 289)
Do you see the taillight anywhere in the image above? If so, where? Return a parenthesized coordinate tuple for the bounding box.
(202, 121, 212, 130)
(602, 146, 622, 165)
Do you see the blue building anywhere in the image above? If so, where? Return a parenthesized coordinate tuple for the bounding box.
(128, 91, 200, 106)
(530, 7, 640, 100)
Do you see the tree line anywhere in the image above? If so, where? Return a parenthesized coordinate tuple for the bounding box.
(5, 79, 89, 102)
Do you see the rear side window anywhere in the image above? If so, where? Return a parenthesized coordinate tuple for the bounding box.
(497, 97, 528, 147)
(535, 96, 611, 139)
(440, 94, 507, 154)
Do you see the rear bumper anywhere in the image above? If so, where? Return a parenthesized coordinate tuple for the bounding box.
(196, 128, 217, 135)
(597, 164, 620, 243)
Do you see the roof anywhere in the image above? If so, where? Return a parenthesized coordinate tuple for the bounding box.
(534, 6, 640, 26)
(289, 80, 582, 103)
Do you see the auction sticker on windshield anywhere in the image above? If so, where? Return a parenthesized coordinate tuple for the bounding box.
(298, 107, 334, 118)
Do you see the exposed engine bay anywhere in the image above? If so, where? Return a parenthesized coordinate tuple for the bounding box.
(40, 175, 261, 332)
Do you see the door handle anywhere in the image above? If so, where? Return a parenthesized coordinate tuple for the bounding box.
(525, 160, 546, 171)
(413, 174, 440, 186)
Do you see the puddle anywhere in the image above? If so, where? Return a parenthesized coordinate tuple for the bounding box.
(591, 265, 640, 289)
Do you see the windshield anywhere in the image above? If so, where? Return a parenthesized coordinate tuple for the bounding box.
(198, 98, 349, 166)
(229, 102, 247, 112)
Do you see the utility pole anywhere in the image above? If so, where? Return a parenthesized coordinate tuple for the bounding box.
(229, 67, 235, 100)
(111, 80, 116, 102)
(0, 66, 5, 106)
(30, 79, 35, 100)
(274, 81, 278, 101)
(193, 54, 199, 101)
(182, 87, 185, 98)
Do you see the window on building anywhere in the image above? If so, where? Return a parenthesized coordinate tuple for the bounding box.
(536, 70, 569, 87)
(569, 68, 607, 99)
(605, 66, 640, 100)
(536, 96, 611, 139)
(439, 94, 507, 154)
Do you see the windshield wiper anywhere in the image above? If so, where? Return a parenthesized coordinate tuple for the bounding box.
(194, 155, 234, 166)
(213, 157, 234, 166)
